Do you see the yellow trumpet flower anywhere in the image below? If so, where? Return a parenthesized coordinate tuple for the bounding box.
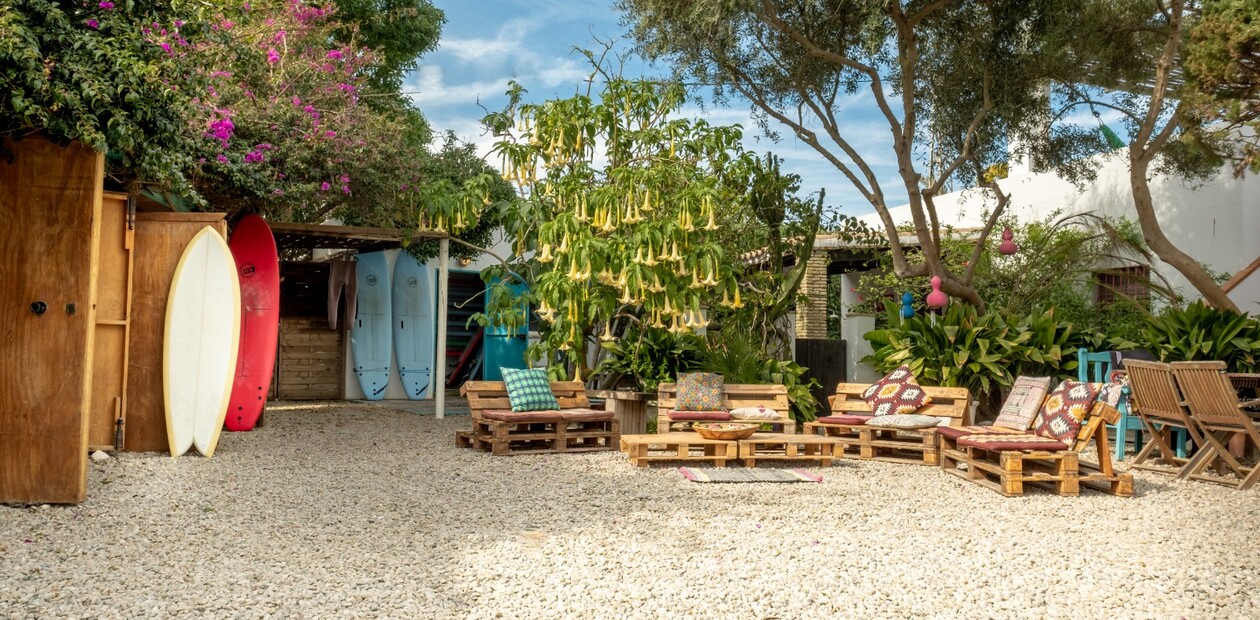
(536, 243, 554, 264)
(644, 245, 657, 267)
(730, 287, 744, 309)
(703, 209, 718, 231)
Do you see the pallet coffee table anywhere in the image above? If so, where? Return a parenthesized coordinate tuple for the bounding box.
(738, 433, 843, 467)
(620, 433, 738, 467)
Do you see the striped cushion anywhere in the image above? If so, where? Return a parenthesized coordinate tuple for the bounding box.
(667, 410, 733, 421)
(957, 433, 1069, 452)
(994, 376, 1052, 430)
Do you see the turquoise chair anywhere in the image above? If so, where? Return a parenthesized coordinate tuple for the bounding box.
(1077, 348, 1144, 462)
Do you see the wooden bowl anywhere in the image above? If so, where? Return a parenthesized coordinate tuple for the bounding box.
(692, 422, 760, 440)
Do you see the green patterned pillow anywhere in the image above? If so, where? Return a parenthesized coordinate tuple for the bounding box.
(500, 368, 560, 412)
(676, 372, 726, 411)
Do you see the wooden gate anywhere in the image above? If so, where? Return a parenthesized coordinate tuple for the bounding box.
(0, 137, 103, 504)
(795, 338, 847, 417)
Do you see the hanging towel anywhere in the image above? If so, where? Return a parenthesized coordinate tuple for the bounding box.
(328, 259, 357, 329)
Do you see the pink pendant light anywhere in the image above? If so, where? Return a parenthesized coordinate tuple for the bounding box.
(998, 226, 1018, 255)
(926, 275, 948, 309)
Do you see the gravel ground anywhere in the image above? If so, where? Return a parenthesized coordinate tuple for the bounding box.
(2, 401, 1259, 619)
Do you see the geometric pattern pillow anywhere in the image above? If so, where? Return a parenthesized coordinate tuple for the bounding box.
(993, 376, 1053, 431)
(1032, 380, 1100, 443)
(861, 365, 931, 416)
(675, 372, 726, 411)
(500, 367, 561, 412)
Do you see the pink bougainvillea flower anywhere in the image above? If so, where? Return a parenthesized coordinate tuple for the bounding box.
(174, 20, 184, 28)
(98, 1, 114, 9)
(85, 19, 99, 29)
(244, 150, 264, 163)
(341, 185, 351, 195)
(274, 30, 286, 42)
(320, 182, 331, 191)
(216, 154, 230, 164)
(159, 42, 172, 55)
(291, 96, 301, 106)
(326, 50, 343, 60)
(220, 20, 234, 30)
(267, 48, 280, 64)
(338, 174, 350, 183)
(324, 130, 337, 138)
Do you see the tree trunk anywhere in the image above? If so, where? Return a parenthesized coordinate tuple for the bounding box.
(1129, 157, 1240, 311)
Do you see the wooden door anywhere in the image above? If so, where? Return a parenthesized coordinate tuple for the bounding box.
(88, 193, 134, 450)
(0, 136, 103, 504)
(125, 213, 227, 452)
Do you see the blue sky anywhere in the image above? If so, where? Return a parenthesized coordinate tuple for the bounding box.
(408, 0, 895, 219)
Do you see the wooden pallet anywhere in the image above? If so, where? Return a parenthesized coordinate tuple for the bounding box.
(738, 433, 842, 467)
(940, 439, 1081, 496)
(619, 433, 738, 467)
(938, 406, 1135, 497)
(474, 418, 620, 456)
(804, 422, 942, 465)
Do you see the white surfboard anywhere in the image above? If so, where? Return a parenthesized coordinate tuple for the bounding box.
(164, 226, 241, 457)
(392, 252, 434, 400)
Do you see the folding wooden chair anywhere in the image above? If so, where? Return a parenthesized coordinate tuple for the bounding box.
(1170, 361, 1260, 490)
(1122, 359, 1204, 475)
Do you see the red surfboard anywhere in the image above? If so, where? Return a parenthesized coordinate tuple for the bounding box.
(225, 215, 280, 431)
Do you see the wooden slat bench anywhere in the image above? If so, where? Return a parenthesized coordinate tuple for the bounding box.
(656, 383, 794, 434)
(801, 384, 971, 465)
(938, 402, 1134, 497)
(457, 380, 620, 456)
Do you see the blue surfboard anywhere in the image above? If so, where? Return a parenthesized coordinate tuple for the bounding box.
(350, 252, 391, 400)
(392, 253, 434, 400)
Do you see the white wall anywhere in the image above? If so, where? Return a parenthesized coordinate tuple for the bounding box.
(342, 231, 515, 400)
(855, 152, 1260, 309)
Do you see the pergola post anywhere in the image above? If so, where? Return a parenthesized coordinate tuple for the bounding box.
(435, 236, 449, 418)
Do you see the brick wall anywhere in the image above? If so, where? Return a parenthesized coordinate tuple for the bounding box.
(795, 251, 831, 339)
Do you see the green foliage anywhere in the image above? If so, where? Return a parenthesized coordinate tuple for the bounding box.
(1117, 301, 1260, 372)
(864, 304, 1085, 414)
(844, 213, 1158, 344)
(0, 0, 217, 198)
(593, 325, 702, 392)
(692, 329, 819, 424)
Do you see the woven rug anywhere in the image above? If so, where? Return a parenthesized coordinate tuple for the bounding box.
(678, 467, 823, 483)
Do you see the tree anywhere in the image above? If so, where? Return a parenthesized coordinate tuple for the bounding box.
(328, 0, 445, 95)
(1025, 0, 1258, 312)
(1185, 0, 1260, 173)
(620, 0, 1088, 311)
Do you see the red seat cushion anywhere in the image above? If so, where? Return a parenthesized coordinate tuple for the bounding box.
(957, 433, 1070, 452)
(480, 409, 563, 423)
(559, 408, 615, 422)
(938, 425, 1023, 441)
(814, 414, 873, 426)
(666, 410, 732, 421)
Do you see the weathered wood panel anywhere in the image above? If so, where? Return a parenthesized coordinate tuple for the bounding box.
(88, 193, 133, 450)
(275, 317, 344, 400)
(0, 136, 103, 504)
(125, 213, 227, 452)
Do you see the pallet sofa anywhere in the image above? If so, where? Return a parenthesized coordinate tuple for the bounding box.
(655, 383, 794, 434)
(456, 380, 620, 456)
(938, 399, 1134, 497)
(801, 384, 971, 465)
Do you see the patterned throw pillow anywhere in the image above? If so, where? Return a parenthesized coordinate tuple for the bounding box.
(861, 366, 932, 416)
(993, 376, 1053, 430)
(1097, 372, 1130, 409)
(675, 372, 726, 411)
(1032, 380, 1100, 443)
(500, 367, 560, 412)
(865, 414, 942, 429)
(729, 406, 780, 420)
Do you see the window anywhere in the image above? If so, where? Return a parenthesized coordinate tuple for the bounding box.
(1096, 265, 1150, 307)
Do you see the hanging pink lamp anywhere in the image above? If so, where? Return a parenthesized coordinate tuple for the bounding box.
(998, 226, 1018, 255)
(926, 275, 948, 309)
